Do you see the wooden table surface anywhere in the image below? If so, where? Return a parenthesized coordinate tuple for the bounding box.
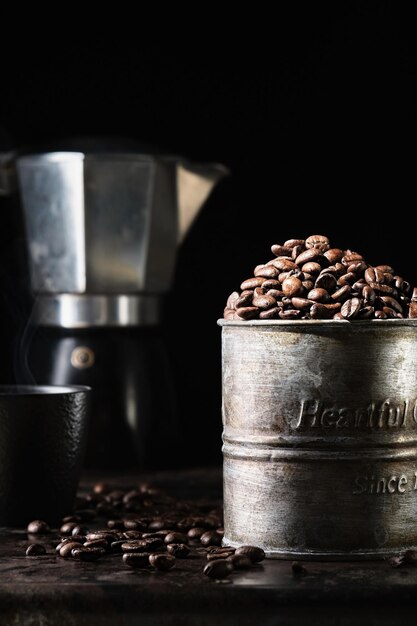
(0, 468, 416, 626)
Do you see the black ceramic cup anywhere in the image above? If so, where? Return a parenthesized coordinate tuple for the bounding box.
(0, 385, 90, 526)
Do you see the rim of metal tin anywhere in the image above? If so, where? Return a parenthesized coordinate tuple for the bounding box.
(218, 318, 417, 328)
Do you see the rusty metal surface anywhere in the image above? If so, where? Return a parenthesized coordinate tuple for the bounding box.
(220, 320, 417, 559)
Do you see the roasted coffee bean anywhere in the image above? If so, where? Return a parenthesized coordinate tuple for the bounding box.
(164, 532, 188, 545)
(226, 554, 252, 569)
(305, 234, 330, 251)
(259, 307, 280, 319)
(72, 525, 89, 537)
(341, 297, 362, 319)
(224, 236, 416, 320)
(310, 303, 333, 319)
(72, 547, 105, 561)
(271, 244, 292, 256)
(307, 288, 330, 303)
(149, 553, 176, 571)
(282, 277, 303, 297)
(236, 307, 259, 320)
(382, 306, 397, 318)
(27, 520, 50, 534)
(107, 519, 124, 530)
(110, 540, 126, 553)
(324, 248, 344, 263)
(235, 545, 266, 563)
(60, 522, 78, 535)
(362, 285, 376, 305)
(86, 531, 116, 542)
(284, 238, 305, 248)
(166, 543, 190, 558)
(61, 515, 82, 524)
(83, 539, 108, 550)
(302, 262, 322, 275)
(376, 264, 395, 274)
(270, 258, 297, 272)
(279, 309, 301, 319)
(295, 249, 322, 265)
(254, 265, 278, 279)
(337, 272, 356, 286)
(203, 559, 234, 579)
(187, 527, 207, 540)
(200, 531, 222, 547)
(315, 273, 337, 291)
(240, 277, 265, 290)
(123, 519, 147, 531)
(291, 298, 312, 310)
(252, 294, 276, 309)
(291, 561, 308, 577)
(122, 552, 151, 568)
(206, 547, 235, 561)
(56, 538, 75, 553)
(60, 541, 84, 558)
(26, 544, 46, 556)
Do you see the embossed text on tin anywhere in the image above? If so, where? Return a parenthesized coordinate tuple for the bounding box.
(352, 471, 417, 495)
(293, 399, 416, 429)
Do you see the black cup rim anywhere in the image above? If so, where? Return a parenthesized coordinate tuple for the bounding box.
(0, 385, 91, 396)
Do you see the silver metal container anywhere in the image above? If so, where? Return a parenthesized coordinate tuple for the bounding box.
(219, 319, 417, 560)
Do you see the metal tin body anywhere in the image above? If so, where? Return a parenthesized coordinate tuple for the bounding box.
(219, 319, 417, 559)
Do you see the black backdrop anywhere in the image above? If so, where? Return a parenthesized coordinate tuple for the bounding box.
(1, 3, 416, 466)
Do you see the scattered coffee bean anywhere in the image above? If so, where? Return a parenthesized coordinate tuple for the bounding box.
(59, 541, 84, 558)
(200, 531, 222, 547)
(72, 525, 89, 537)
(164, 532, 188, 545)
(187, 527, 207, 540)
(226, 554, 252, 569)
(166, 543, 190, 558)
(235, 545, 265, 563)
(71, 547, 105, 561)
(122, 552, 151, 568)
(60, 522, 78, 535)
(26, 544, 46, 556)
(149, 553, 176, 571)
(203, 559, 234, 579)
(27, 520, 50, 534)
(291, 561, 308, 577)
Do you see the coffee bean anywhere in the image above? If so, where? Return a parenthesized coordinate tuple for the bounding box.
(284, 238, 305, 248)
(235, 307, 259, 320)
(324, 248, 344, 263)
(252, 294, 276, 309)
(83, 539, 108, 550)
(259, 307, 280, 319)
(123, 519, 147, 531)
(240, 277, 265, 290)
(72, 547, 104, 561)
(107, 519, 124, 530)
(315, 273, 337, 291)
(224, 236, 416, 320)
(164, 532, 188, 545)
(410, 302, 417, 318)
(296, 249, 323, 265)
(187, 527, 207, 540)
(255, 264, 280, 279)
(331, 285, 351, 302)
(26, 544, 46, 556)
(291, 298, 312, 310)
(282, 277, 303, 297)
(59, 541, 84, 558)
(307, 288, 330, 303)
(270, 258, 297, 272)
(226, 554, 252, 569)
(149, 553, 176, 571)
(341, 297, 362, 319)
(60, 522, 78, 535)
(72, 525, 89, 537)
(271, 244, 292, 256)
(166, 543, 190, 558)
(203, 559, 234, 579)
(110, 540, 125, 553)
(234, 545, 265, 563)
(305, 235, 330, 251)
(27, 520, 50, 534)
(200, 531, 222, 547)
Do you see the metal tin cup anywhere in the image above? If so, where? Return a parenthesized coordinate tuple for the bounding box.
(0, 385, 90, 526)
(219, 319, 417, 560)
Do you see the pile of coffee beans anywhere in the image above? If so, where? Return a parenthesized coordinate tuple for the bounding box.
(224, 235, 417, 320)
(24, 481, 265, 580)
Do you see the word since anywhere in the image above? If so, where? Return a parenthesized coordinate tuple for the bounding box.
(293, 399, 417, 430)
(353, 471, 417, 495)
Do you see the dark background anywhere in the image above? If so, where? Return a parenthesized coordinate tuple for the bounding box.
(0, 2, 415, 466)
